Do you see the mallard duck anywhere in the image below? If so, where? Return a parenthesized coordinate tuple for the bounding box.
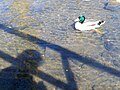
(74, 15, 105, 34)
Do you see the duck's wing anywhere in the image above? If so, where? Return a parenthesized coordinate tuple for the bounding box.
(88, 24, 96, 26)
(84, 21, 99, 26)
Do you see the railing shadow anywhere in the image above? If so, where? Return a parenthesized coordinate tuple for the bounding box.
(0, 49, 47, 90)
(0, 24, 120, 89)
(0, 49, 76, 88)
(0, 24, 78, 89)
(0, 49, 70, 89)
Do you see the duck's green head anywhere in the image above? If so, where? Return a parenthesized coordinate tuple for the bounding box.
(79, 15, 85, 24)
(74, 15, 85, 23)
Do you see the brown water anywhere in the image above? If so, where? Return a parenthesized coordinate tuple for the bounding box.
(0, 0, 120, 89)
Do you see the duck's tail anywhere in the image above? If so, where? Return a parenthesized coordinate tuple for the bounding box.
(98, 20, 105, 26)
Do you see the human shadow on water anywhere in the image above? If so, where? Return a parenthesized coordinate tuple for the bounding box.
(1, 24, 120, 89)
(0, 49, 47, 90)
(0, 49, 70, 90)
(0, 24, 78, 89)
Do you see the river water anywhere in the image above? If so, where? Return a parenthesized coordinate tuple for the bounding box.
(0, 0, 120, 89)
(28, 0, 120, 68)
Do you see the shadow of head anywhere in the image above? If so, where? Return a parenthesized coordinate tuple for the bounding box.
(16, 49, 43, 74)
(0, 49, 44, 89)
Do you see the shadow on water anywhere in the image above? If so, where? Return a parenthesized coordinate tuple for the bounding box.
(0, 49, 47, 90)
(0, 50, 69, 89)
(0, 24, 120, 89)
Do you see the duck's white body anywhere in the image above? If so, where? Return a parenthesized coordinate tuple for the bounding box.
(74, 18, 105, 32)
(75, 21, 102, 31)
